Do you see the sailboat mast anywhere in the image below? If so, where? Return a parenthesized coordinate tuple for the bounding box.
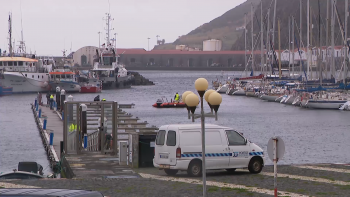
(245, 13, 247, 74)
(331, 0, 336, 79)
(292, 16, 295, 77)
(300, 0, 302, 74)
(267, 8, 270, 74)
(261, 0, 264, 74)
(326, 0, 330, 79)
(251, 3, 254, 73)
(289, 16, 291, 75)
(278, 19, 282, 79)
(310, 7, 313, 80)
(273, 0, 277, 46)
(307, 0, 310, 80)
(319, 0, 323, 85)
(344, 0, 348, 84)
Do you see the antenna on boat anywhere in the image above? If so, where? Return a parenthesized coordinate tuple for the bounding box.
(19, 0, 26, 54)
(103, 0, 114, 51)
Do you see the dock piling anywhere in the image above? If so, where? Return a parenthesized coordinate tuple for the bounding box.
(50, 132, 54, 146)
(36, 102, 39, 111)
(43, 119, 47, 130)
(39, 109, 42, 118)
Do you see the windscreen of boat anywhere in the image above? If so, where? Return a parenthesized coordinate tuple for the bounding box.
(103, 57, 112, 65)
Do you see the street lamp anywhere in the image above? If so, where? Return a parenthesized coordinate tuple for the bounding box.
(147, 38, 150, 51)
(183, 78, 222, 197)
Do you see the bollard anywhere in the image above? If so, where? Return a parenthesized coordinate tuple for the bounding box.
(43, 119, 47, 130)
(36, 103, 39, 111)
(60, 89, 66, 112)
(56, 87, 61, 111)
(84, 134, 88, 149)
(34, 98, 37, 107)
(38, 109, 42, 118)
(50, 132, 54, 146)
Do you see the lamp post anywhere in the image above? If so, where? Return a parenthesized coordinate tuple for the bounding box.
(98, 32, 101, 48)
(183, 78, 222, 197)
(147, 38, 150, 51)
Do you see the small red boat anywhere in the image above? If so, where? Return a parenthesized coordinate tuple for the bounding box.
(152, 97, 187, 108)
(79, 77, 102, 93)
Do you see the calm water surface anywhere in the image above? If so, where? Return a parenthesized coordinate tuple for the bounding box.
(1, 70, 350, 174)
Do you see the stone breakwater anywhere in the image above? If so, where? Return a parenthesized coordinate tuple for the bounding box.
(129, 71, 155, 86)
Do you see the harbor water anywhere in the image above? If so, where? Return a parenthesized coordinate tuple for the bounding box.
(1, 70, 350, 174)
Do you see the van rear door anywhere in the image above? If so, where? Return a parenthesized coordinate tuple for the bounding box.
(155, 130, 177, 166)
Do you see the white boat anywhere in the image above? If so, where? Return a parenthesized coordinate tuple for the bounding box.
(216, 84, 229, 93)
(0, 57, 53, 93)
(232, 88, 246, 96)
(260, 94, 279, 101)
(339, 101, 350, 110)
(306, 100, 347, 109)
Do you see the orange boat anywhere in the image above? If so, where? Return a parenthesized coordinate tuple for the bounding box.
(152, 97, 187, 108)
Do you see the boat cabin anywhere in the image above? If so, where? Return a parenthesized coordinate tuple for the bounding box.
(0, 57, 38, 72)
(49, 70, 78, 82)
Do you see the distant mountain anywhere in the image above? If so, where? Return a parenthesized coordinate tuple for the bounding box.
(154, 0, 260, 50)
(155, 0, 349, 51)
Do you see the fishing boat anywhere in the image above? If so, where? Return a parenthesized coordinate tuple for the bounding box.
(48, 70, 81, 93)
(152, 97, 186, 108)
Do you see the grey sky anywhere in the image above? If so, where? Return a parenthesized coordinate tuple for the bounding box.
(0, 0, 245, 56)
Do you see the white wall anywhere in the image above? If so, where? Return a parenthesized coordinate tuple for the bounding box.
(73, 46, 99, 66)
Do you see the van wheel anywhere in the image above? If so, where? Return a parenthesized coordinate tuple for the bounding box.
(248, 157, 263, 174)
(225, 168, 236, 173)
(164, 169, 178, 176)
(187, 160, 202, 177)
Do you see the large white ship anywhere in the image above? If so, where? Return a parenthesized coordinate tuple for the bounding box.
(0, 57, 53, 93)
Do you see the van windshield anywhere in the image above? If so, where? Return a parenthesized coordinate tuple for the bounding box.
(156, 130, 166, 145)
(225, 130, 246, 145)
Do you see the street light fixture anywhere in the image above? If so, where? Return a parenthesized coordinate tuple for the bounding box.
(183, 78, 222, 197)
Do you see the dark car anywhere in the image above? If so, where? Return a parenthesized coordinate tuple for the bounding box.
(0, 189, 104, 197)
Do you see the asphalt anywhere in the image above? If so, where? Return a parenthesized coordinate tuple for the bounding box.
(2, 164, 350, 197)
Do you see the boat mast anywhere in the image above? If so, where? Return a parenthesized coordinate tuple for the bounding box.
(344, 0, 348, 84)
(104, 13, 114, 51)
(245, 13, 247, 75)
(19, 1, 26, 54)
(318, 0, 323, 85)
(289, 16, 291, 75)
(267, 8, 270, 74)
(261, 0, 264, 74)
(251, 3, 255, 74)
(326, 0, 330, 80)
(8, 13, 13, 57)
(300, 0, 302, 75)
(331, 0, 336, 79)
(310, 7, 313, 80)
(278, 19, 282, 79)
(272, 0, 277, 72)
(292, 16, 295, 77)
(307, 0, 310, 80)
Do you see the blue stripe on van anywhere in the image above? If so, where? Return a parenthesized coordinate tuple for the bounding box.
(249, 152, 263, 156)
(181, 153, 232, 157)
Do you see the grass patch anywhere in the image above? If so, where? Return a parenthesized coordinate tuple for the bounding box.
(207, 186, 219, 192)
(320, 176, 335, 181)
(340, 185, 350, 190)
(0, 186, 4, 188)
(95, 187, 109, 191)
(316, 192, 329, 195)
(124, 186, 133, 192)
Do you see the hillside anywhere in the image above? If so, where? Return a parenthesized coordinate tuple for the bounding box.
(155, 0, 348, 51)
(232, 0, 349, 50)
(154, 0, 260, 50)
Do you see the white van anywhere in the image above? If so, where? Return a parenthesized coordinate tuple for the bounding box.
(153, 124, 264, 176)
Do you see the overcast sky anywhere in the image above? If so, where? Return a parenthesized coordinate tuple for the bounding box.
(0, 0, 245, 56)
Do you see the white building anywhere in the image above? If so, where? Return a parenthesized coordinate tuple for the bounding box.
(203, 39, 222, 51)
(72, 46, 99, 67)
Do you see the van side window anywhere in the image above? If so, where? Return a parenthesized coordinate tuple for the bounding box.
(156, 130, 166, 145)
(166, 130, 176, 146)
(226, 130, 246, 145)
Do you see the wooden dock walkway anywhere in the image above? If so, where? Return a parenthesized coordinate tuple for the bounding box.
(40, 106, 63, 159)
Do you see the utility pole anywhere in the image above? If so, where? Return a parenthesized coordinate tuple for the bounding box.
(98, 32, 101, 48)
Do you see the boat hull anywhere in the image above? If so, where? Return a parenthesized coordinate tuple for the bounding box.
(246, 91, 257, 97)
(0, 86, 13, 96)
(152, 102, 187, 108)
(260, 95, 279, 101)
(306, 100, 347, 109)
(49, 81, 81, 93)
(216, 84, 229, 94)
(1, 72, 49, 93)
(232, 89, 246, 96)
(80, 86, 101, 93)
